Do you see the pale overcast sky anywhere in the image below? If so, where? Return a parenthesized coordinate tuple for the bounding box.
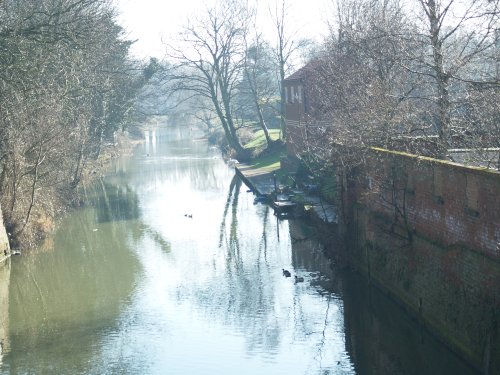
(115, 0, 332, 59)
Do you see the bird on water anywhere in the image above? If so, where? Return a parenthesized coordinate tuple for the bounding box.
(282, 269, 291, 277)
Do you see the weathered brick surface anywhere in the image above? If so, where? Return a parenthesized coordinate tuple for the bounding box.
(357, 150, 500, 258)
(341, 149, 500, 373)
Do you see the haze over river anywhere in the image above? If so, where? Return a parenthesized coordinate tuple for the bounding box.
(0, 123, 476, 374)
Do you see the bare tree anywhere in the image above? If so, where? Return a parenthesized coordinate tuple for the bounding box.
(270, 0, 307, 142)
(288, 0, 499, 174)
(241, 32, 280, 148)
(293, 0, 419, 174)
(0, 0, 146, 247)
(166, 0, 252, 160)
(411, 0, 500, 155)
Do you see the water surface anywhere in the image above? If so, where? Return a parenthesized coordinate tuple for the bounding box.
(0, 124, 476, 374)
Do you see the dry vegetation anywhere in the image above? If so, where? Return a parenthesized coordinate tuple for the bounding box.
(0, 0, 154, 248)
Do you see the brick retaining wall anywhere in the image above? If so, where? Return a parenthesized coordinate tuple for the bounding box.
(341, 148, 499, 374)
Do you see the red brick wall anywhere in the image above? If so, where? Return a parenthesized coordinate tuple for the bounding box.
(341, 148, 500, 373)
(362, 149, 499, 258)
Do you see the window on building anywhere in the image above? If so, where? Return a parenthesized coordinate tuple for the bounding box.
(297, 85, 302, 103)
(290, 86, 295, 103)
(284, 86, 288, 103)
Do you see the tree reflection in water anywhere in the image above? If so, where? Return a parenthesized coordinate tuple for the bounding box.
(91, 179, 141, 224)
(185, 174, 354, 371)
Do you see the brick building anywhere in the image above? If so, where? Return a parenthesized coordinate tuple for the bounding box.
(283, 61, 332, 158)
(283, 66, 308, 123)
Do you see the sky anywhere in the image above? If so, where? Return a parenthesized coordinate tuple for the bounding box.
(114, 0, 333, 60)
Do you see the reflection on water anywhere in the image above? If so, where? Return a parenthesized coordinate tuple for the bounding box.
(0, 123, 476, 374)
(92, 180, 141, 224)
(342, 271, 477, 375)
(3, 192, 142, 374)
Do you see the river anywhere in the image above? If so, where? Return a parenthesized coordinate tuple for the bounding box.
(0, 123, 476, 374)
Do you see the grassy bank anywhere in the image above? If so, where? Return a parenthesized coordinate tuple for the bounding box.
(244, 128, 284, 165)
(243, 129, 281, 152)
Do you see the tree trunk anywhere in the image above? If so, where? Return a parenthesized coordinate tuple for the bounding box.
(427, 0, 451, 157)
(217, 76, 250, 160)
(254, 95, 272, 146)
(245, 66, 273, 147)
(279, 63, 287, 141)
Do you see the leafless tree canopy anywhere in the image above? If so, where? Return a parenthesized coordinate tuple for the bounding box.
(292, 0, 499, 172)
(162, 0, 312, 158)
(0, 0, 151, 247)
(165, 0, 253, 160)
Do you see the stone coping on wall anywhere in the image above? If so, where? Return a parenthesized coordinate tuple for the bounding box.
(370, 147, 500, 177)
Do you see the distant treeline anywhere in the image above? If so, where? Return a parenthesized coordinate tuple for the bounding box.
(0, 0, 154, 247)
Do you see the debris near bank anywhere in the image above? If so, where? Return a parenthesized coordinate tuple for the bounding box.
(234, 158, 337, 223)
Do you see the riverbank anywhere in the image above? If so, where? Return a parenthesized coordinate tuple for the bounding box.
(234, 156, 337, 224)
(233, 157, 342, 263)
(0, 130, 143, 252)
(80, 132, 142, 186)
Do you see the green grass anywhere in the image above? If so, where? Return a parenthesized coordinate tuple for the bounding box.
(249, 152, 282, 170)
(244, 129, 281, 150)
(242, 128, 285, 176)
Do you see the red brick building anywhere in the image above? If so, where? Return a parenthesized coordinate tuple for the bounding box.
(284, 62, 320, 157)
(283, 66, 308, 123)
(283, 61, 335, 159)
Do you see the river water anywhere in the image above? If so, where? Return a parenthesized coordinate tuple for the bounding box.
(0, 124, 476, 374)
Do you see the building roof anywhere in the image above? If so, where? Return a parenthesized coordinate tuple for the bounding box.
(284, 60, 322, 82)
